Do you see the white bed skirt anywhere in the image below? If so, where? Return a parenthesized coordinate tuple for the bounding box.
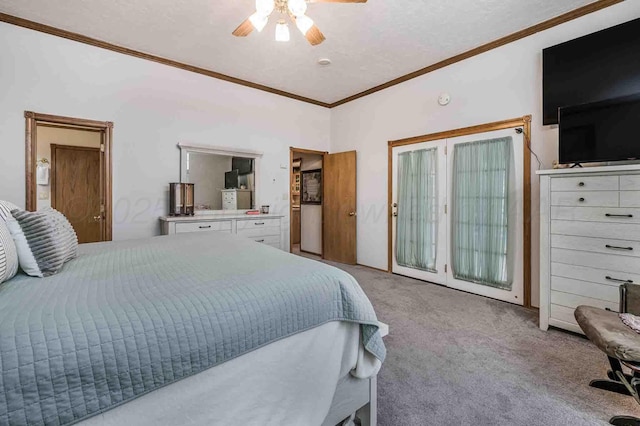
(79, 321, 380, 426)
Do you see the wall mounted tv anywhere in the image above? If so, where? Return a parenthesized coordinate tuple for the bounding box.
(559, 93, 640, 165)
(232, 157, 253, 175)
(543, 17, 640, 125)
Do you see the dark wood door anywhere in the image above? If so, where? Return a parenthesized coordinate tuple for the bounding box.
(51, 145, 102, 243)
(323, 151, 357, 264)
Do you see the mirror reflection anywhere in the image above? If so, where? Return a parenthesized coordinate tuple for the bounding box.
(183, 151, 255, 212)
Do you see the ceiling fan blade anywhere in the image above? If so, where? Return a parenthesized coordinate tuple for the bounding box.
(305, 25, 326, 46)
(309, 0, 367, 3)
(232, 18, 254, 37)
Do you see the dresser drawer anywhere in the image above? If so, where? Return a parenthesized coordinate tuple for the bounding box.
(551, 290, 617, 312)
(551, 276, 619, 303)
(551, 262, 640, 287)
(175, 220, 232, 234)
(621, 175, 640, 191)
(551, 220, 640, 241)
(251, 235, 281, 247)
(550, 304, 581, 331)
(551, 234, 640, 258)
(551, 175, 618, 192)
(550, 191, 618, 207)
(621, 191, 640, 208)
(551, 206, 640, 224)
(237, 218, 280, 230)
(552, 248, 640, 275)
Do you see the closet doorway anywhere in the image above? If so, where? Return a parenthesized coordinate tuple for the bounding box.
(388, 116, 532, 307)
(290, 148, 358, 265)
(25, 112, 113, 242)
(290, 149, 325, 257)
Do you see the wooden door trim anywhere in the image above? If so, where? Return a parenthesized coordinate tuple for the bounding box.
(289, 147, 327, 253)
(25, 111, 113, 241)
(387, 115, 532, 308)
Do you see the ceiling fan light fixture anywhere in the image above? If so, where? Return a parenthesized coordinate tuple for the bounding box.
(249, 12, 269, 32)
(295, 15, 314, 36)
(255, 0, 275, 16)
(275, 20, 290, 42)
(288, 0, 307, 17)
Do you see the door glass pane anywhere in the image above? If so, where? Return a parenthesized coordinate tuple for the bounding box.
(396, 148, 438, 272)
(451, 137, 513, 289)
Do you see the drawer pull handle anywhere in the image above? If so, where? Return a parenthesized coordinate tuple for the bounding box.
(578, 182, 585, 187)
(606, 244, 634, 251)
(255, 222, 265, 225)
(606, 276, 634, 284)
(199, 225, 212, 229)
(579, 197, 585, 202)
(606, 214, 634, 218)
(256, 239, 265, 243)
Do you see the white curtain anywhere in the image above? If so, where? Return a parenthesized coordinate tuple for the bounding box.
(451, 137, 513, 289)
(396, 148, 438, 272)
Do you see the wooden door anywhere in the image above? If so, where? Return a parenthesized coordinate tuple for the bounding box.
(323, 151, 357, 264)
(51, 145, 102, 243)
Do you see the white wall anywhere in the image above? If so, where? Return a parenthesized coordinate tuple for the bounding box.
(329, 1, 640, 307)
(0, 23, 331, 247)
(186, 153, 232, 210)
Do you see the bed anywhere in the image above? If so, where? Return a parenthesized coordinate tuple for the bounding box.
(0, 231, 386, 426)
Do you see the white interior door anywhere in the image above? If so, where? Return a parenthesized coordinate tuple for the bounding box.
(445, 128, 524, 305)
(391, 140, 447, 284)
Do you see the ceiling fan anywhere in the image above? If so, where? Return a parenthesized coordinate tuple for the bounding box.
(233, 0, 367, 46)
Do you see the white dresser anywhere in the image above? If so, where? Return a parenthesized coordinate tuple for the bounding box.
(538, 165, 640, 334)
(160, 214, 284, 250)
(221, 189, 252, 210)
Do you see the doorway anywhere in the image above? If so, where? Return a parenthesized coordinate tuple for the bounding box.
(25, 112, 113, 242)
(290, 149, 324, 257)
(289, 148, 358, 265)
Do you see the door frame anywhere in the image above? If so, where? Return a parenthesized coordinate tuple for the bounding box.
(289, 147, 328, 255)
(387, 115, 532, 308)
(25, 111, 113, 241)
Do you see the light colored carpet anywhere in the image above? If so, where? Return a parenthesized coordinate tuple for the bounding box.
(323, 261, 640, 426)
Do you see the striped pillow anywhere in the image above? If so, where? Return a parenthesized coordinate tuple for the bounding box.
(0, 219, 19, 283)
(42, 208, 78, 262)
(7, 209, 76, 277)
(0, 200, 20, 222)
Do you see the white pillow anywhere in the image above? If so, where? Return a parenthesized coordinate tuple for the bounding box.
(7, 210, 72, 278)
(0, 219, 19, 283)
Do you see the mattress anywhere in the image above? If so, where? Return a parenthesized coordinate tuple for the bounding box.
(0, 232, 385, 425)
(79, 321, 379, 426)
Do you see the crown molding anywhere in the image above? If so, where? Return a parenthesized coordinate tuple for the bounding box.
(328, 0, 624, 108)
(0, 12, 331, 108)
(0, 0, 623, 110)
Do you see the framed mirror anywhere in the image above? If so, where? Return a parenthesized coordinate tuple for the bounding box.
(178, 143, 263, 215)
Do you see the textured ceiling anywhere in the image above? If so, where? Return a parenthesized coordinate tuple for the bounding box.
(0, 0, 595, 104)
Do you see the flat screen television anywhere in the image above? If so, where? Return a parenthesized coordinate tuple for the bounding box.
(224, 170, 239, 189)
(559, 93, 640, 165)
(543, 17, 640, 125)
(232, 157, 252, 175)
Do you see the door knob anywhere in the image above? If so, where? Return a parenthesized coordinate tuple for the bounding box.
(93, 215, 102, 222)
(349, 211, 356, 217)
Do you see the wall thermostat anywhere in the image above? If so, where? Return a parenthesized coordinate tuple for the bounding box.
(438, 93, 451, 106)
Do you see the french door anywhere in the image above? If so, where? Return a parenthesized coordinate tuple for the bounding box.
(391, 140, 447, 284)
(391, 127, 525, 305)
(445, 128, 524, 305)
